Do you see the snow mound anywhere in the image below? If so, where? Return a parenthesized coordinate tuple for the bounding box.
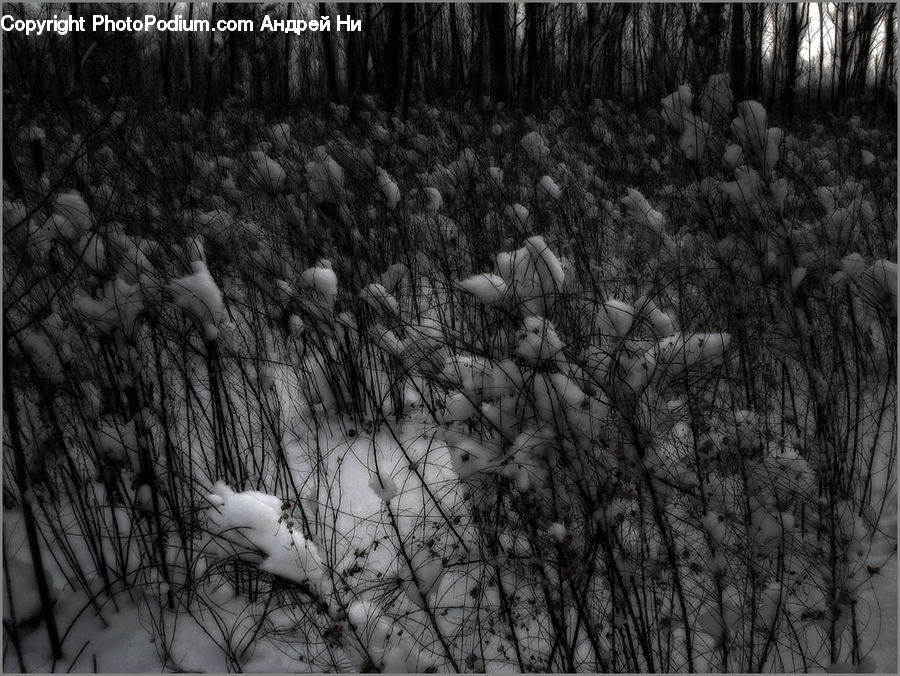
(376, 167, 400, 210)
(77, 234, 106, 272)
(661, 84, 693, 134)
(368, 472, 399, 503)
(456, 235, 564, 317)
(306, 147, 345, 205)
(595, 300, 636, 340)
(621, 188, 665, 236)
(249, 151, 286, 192)
(360, 283, 400, 317)
(206, 483, 330, 598)
(269, 122, 291, 152)
(657, 332, 731, 380)
(72, 278, 145, 340)
(2, 554, 57, 625)
(300, 261, 338, 315)
(455, 273, 507, 305)
(54, 191, 93, 233)
(167, 261, 225, 340)
(521, 131, 550, 164)
(515, 316, 564, 364)
(538, 175, 561, 200)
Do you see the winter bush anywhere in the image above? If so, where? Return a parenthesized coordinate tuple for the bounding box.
(3, 79, 896, 673)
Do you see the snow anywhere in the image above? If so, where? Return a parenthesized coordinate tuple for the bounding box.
(731, 101, 782, 178)
(20, 330, 65, 383)
(269, 122, 291, 152)
(660, 84, 694, 134)
(19, 125, 47, 143)
(791, 266, 808, 290)
(72, 278, 145, 340)
(40, 212, 79, 242)
(538, 175, 561, 200)
(547, 522, 567, 543)
(205, 482, 330, 598)
(300, 260, 338, 315)
(514, 316, 564, 363)
(732, 100, 769, 157)
(863, 259, 898, 313)
(368, 471, 400, 503)
(440, 392, 478, 423)
(595, 299, 636, 340)
(456, 235, 566, 318)
(360, 282, 400, 317)
(520, 130, 550, 164)
(248, 150, 286, 192)
(2, 554, 57, 626)
(77, 233, 106, 272)
(166, 260, 225, 340)
(306, 147, 345, 205)
(679, 116, 712, 164)
(456, 272, 507, 305)
(91, 417, 139, 465)
(719, 165, 765, 222)
(54, 191, 92, 233)
(376, 167, 400, 210)
(423, 186, 442, 212)
(621, 188, 665, 236)
(505, 202, 531, 228)
(841, 252, 868, 281)
(700, 73, 733, 126)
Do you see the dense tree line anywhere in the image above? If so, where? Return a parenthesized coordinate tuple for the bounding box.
(2, 3, 897, 120)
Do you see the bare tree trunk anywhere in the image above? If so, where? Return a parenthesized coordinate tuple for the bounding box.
(487, 3, 508, 104)
(566, 4, 575, 95)
(582, 3, 598, 103)
(882, 3, 896, 114)
(226, 3, 238, 97)
(748, 4, 764, 99)
(3, 334, 62, 660)
(383, 4, 404, 110)
(204, 2, 217, 116)
(161, 3, 173, 101)
(783, 3, 801, 124)
(698, 3, 724, 82)
(817, 2, 825, 107)
(70, 3, 82, 90)
(603, 6, 625, 97)
(449, 4, 465, 95)
(401, 3, 417, 117)
(631, 7, 639, 100)
(835, 4, 850, 112)
(186, 2, 195, 94)
(282, 3, 293, 105)
(634, 6, 648, 100)
(3, 126, 24, 198)
(615, 6, 628, 99)
(730, 3, 746, 105)
(319, 2, 341, 102)
(849, 4, 879, 104)
(525, 3, 539, 105)
(768, 4, 781, 110)
(363, 4, 373, 94)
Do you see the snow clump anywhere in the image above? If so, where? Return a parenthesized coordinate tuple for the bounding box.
(167, 260, 225, 340)
(206, 482, 331, 600)
(521, 130, 550, 164)
(249, 150, 286, 192)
